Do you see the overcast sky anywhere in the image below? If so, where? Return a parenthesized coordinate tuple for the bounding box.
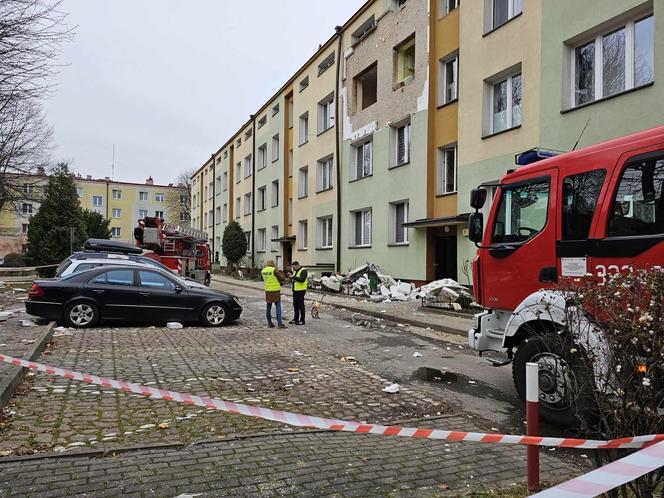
(45, 0, 362, 185)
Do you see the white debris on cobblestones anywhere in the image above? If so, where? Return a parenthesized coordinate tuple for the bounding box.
(166, 322, 184, 329)
(382, 383, 400, 394)
(20, 319, 36, 327)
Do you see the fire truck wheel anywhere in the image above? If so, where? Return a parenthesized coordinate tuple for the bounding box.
(513, 335, 596, 427)
(201, 302, 229, 327)
(64, 301, 100, 329)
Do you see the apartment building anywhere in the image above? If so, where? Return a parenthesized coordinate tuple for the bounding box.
(192, 0, 662, 284)
(0, 174, 187, 256)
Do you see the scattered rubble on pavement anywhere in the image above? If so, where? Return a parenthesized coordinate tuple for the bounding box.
(312, 262, 477, 311)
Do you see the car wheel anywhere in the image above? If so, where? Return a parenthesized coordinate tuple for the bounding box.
(513, 334, 596, 428)
(201, 302, 229, 327)
(64, 301, 100, 328)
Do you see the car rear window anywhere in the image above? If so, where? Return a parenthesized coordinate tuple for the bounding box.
(55, 259, 73, 277)
(90, 270, 135, 286)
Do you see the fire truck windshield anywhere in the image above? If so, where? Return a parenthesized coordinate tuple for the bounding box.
(492, 178, 549, 244)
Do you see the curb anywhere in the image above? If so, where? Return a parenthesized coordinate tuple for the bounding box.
(213, 277, 469, 337)
(0, 321, 56, 409)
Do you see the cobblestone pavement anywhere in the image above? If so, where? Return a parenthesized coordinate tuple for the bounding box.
(0, 286, 584, 496)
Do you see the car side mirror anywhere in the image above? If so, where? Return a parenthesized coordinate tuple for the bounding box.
(175, 285, 183, 294)
(468, 212, 484, 244)
(470, 188, 487, 210)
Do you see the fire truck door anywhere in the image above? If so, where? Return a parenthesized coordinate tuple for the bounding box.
(482, 170, 558, 311)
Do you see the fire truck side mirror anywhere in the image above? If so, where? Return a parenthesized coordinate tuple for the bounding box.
(470, 188, 487, 210)
(468, 212, 484, 244)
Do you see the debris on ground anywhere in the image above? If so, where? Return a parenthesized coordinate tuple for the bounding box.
(382, 383, 400, 394)
(20, 319, 36, 327)
(0, 312, 12, 321)
(340, 356, 358, 364)
(309, 261, 476, 311)
(412, 352, 423, 358)
(166, 322, 184, 329)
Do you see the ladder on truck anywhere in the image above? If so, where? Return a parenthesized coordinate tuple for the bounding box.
(161, 222, 208, 243)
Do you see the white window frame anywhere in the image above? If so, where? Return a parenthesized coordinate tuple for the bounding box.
(222, 204, 228, 223)
(257, 228, 266, 253)
(271, 180, 279, 208)
(438, 145, 458, 195)
(257, 186, 266, 211)
(485, 0, 522, 32)
(156, 193, 165, 202)
(317, 216, 333, 249)
(244, 155, 252, 178)
(112, 189, 122, 200)
(350, 208, 372, 247)
(257, 143, 267, 170)
(351, 136, 373, 180)
(299, 113, 309, 145)
(92, 195, 103, 207)
(297, 220, 308, 250)
(22, 202, 33, 214)
(139, 191, 148, 201)
(243, 193, 252, 216)
(111, 227, 121, 238)
(271, 225, 279, 252)
(441, 0, 459, 16)
(317, 93, 335, 133)
(298, 166, 309, 198)
(235, 163, 241, 183)
(272, 134, 280, 162)
(112, 208, 121, 219)
(390, 201, 409, 245)
(317, 156, 334, 192)
(391, 120, 411, 167)
(139, 209, 148, 218)
(569, 14, 653, 109)
(439, 54, 458, 105)
(235, 197, 241, 219)
(155, 210, 164, 219)
(485, 68, 521, 136)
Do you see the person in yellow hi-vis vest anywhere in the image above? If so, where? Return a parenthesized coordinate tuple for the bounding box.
(261, 260, 287, 329)
(287, 261, 308, 325)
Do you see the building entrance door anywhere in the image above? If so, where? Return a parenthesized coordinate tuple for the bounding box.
(434, 237, 457, 281)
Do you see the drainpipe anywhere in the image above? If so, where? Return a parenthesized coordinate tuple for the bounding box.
(334, 25, 343, 274)
(250, 115, 256, 268)
(211, 153, 216, 258)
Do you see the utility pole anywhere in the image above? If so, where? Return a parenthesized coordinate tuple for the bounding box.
(69, 227, 75, 255)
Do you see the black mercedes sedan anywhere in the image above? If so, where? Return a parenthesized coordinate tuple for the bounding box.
(25, 265, 242, 328)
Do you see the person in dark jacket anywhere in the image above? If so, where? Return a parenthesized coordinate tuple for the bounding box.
(261, 259, 287, 329)
(288, 261, 307, 325)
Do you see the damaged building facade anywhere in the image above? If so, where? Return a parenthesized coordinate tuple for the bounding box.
(192, 0, 662, 285)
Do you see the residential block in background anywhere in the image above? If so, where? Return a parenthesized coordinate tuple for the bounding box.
(192, 0, 661, 284)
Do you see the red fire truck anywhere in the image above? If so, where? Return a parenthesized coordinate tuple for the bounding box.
(467, 125, 664, 425)
(134, 217, 211, 286)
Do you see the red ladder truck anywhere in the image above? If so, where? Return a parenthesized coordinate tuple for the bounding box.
(467, 125, 664, 425)
(134, 217, 211, 286)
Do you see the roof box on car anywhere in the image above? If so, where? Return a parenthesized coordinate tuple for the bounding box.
(83, 238, 143, 255)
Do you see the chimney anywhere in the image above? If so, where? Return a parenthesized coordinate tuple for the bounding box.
(168, 183, 173, 187)
(146, 176, 154, 185)
(104, 176, 110, 181)
(86, 175, 92, 180)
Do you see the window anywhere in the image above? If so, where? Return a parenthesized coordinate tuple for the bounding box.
(111, 227, 121, 237)
(258, 115, 267, 129)
(155, 210, 164, 218)
(235, 163, 241, 183)
(487, 0, 522, 32)
(139, 191, 148, 201)
(318, 93, 335, 133)
(272, 103, 280, 116)
(298, 113, 309, 145)
(391, 121, 411, 167)
(299, 76, 309, 92)
(390, 201, 409, 244)
(223, 150, 228, 159)
(21, 203, 33, 214)
(180, 212, 188, 222)
(317, 216, 333, 248)
(257, 186, 266, 211)
(204, 185, 209, 200)
(271, 225, 279, 252)
(351, 16, 376, 46)
(139, 209, 148, 218)
(223, 172, 228, 191)
(244, 155, 252, 178)
(23, 184, 33, 195)
(351, 137, 373, 180)
(493, 178, 549, 244)
(139, 271, 175, 290)
(76, 187, 83, 198)
(298, 220, 308, 250)
(112, 208, 121, 218)
(235, 197, 240, 218)
(486, 70, 521, 135)
(245, 129, 252, 140)
(257, 144, 267, 170)
(257, 228, 266, 252)
(271, 180, 279, 207)
(288, 98, 294, 128)
(439, 55, 458, 104)
(92, 195, 103, 207)
(394, 35, 416, 85)
(272, 134, 280, 162)
(318, 52, 335, 76)
(245, 231, 251, 253)
(91, 270, 134, 286)
(244, 193, 252, 215)
(355, 63, 378, 110)
(608, 156, 664, 237)
(351, 209, 372, 247)
(112, 189, 122, 200)
(317, 156, 334, 192)
(222, 203, 228, 223)
(571, 15, 653, 108)
(298, 167, 308, 198)
(562, 170, 606, 240)
(442, 0, 459, 15)
(439, 145, 457, 194)
(21, 223, 28, 234)
(237, 138, 242, 147)
(215, 176, 221, 193)
(395, 0, 408, 8)
(72, 263, 100, 275)
(156, 193, 164, 202)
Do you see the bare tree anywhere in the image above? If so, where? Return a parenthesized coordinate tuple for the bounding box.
(165, 168, 195, 226)
(0, 0, 71, 212)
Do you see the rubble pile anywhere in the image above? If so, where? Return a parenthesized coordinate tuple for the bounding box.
(311, 262, 474, 310)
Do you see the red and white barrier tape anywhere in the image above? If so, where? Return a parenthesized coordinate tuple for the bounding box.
(532, 440, 664, 497)
(2, 352, 663, 450)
